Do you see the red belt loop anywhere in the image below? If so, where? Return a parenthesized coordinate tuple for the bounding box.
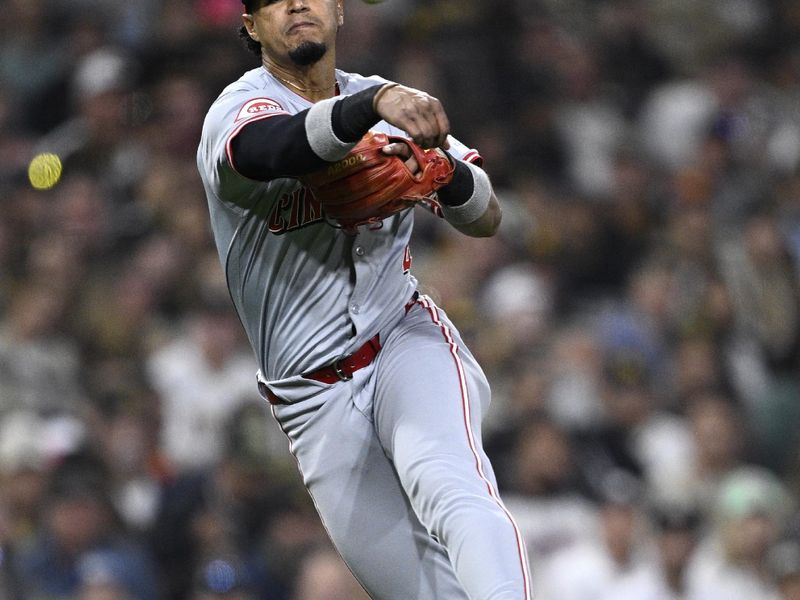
(404, 290, 419, 313)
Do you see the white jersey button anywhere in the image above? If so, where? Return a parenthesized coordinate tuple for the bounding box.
(354, 245, 365, 256)
(350, 303, 360, 314)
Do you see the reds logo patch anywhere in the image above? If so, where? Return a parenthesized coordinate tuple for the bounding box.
(235, 98, 285, 121)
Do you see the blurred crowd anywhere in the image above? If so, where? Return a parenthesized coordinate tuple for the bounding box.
(1, 0, 800, 598)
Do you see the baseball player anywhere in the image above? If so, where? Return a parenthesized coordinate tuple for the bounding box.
(196, 0, 531, 598)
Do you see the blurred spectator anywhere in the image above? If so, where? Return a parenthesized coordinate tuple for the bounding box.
(16, 452, 158, 600)
(0, 280, 83, 416)
(92, 396, 165, 534)
(719, 212, 800, 374)
(554, 40, 628, 198)
(503, 418, 600, 569)
(534, 475, 651, 600)
(35, 46, 148, 208)
(578, 332, 694, 506)
(0, 411, 85, 544)
(474, 262, 554, 374)
(638, 78, 717, 169)
(145, 295, 260, 473)
(692, 466, 795, 600)
(152, 403, 298, 600)
(717, 211, 800, 470)
(599, 503, 705, 600)
(681, 391, 748, 515)
(0, 0, 72, 131)
(545, 325, 606, 432)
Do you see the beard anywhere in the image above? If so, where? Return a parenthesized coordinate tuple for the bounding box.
(288, 41, 327, 66)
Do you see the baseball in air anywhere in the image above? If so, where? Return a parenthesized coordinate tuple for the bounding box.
(28, 153, 63, 190)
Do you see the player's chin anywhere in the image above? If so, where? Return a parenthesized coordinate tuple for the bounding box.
(288, 40, 328, 66)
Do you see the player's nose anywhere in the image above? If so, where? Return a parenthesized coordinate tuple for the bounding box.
(287, 0, 310, 12)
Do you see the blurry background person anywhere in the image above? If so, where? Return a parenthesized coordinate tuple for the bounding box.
(600, 503, 704, 600)
(691, 466, 795, 600)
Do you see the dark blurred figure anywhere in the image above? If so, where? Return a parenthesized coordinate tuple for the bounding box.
(16, 452, 159, 600)
(535, 474, 650, 599)
(152, 403, 299, 600)
(595, 0, 673, 119)
(502, 417, 599, 571)
(691, 466, 793, 599)
(600, 503, 704, 599)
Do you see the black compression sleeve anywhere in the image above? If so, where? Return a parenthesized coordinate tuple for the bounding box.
(436, 156, 475, 207)
(229, 85, 385, 181)
(331, 85, 383, 142)
(230, 111, 328, 180)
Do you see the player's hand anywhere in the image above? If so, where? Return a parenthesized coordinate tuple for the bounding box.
(381, 141, 420, 175)
(382, 142, 451, 178)
(373, 84, 451, 150)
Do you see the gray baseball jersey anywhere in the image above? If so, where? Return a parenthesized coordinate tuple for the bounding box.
(198, 67, 478, 388)
(198, 67, 531, 599)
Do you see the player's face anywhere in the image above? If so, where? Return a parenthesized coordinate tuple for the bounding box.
(243, 0, 343, 66)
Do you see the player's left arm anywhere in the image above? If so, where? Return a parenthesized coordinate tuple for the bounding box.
(437, 157, 501, 237)
(384, 140, 501, 237)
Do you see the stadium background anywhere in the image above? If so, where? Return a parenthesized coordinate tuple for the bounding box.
(1, 0, 800, 598)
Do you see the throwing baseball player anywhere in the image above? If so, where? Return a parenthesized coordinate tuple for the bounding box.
(196, 0, 531, 598)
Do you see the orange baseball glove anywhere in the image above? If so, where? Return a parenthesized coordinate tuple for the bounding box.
(301, 131, 454, 233)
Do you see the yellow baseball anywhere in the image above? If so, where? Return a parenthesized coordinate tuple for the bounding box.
(28, 153, 63, 190)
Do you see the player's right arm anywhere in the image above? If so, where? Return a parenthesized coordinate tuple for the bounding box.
(228, 83, 451, 181)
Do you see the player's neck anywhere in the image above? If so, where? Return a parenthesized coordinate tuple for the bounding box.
(263, 55, 338, 102)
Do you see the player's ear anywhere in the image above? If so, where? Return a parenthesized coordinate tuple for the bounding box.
(242, 13, 259, 42)
(336, 0, 344, 26)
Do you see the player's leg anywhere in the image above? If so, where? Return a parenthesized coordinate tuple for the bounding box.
(271, 382, 470, 600)
(372, 295, 532, 600)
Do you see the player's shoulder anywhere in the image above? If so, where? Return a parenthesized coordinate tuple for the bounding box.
(203, 67, 293, 133)
(337, 70, 392, 95)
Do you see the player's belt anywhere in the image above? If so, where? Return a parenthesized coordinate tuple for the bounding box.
(261, 292, 419, 405)
(303, 334, 382, 385)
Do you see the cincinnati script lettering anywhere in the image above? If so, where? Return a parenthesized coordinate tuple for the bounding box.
(268, 186, 324, 234)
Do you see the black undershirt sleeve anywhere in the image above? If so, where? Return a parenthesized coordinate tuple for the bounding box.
(230, 110, 322, 180)
(229, 86, 384, 181)
(436, 156, 475, 207)
(330, 85, 382, 142)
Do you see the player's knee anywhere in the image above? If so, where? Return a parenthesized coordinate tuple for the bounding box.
(403, 460, 498, 532)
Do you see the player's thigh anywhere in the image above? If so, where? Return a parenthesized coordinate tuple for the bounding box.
(272, 386, 469, 600)
(373, 298, 493, 467)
